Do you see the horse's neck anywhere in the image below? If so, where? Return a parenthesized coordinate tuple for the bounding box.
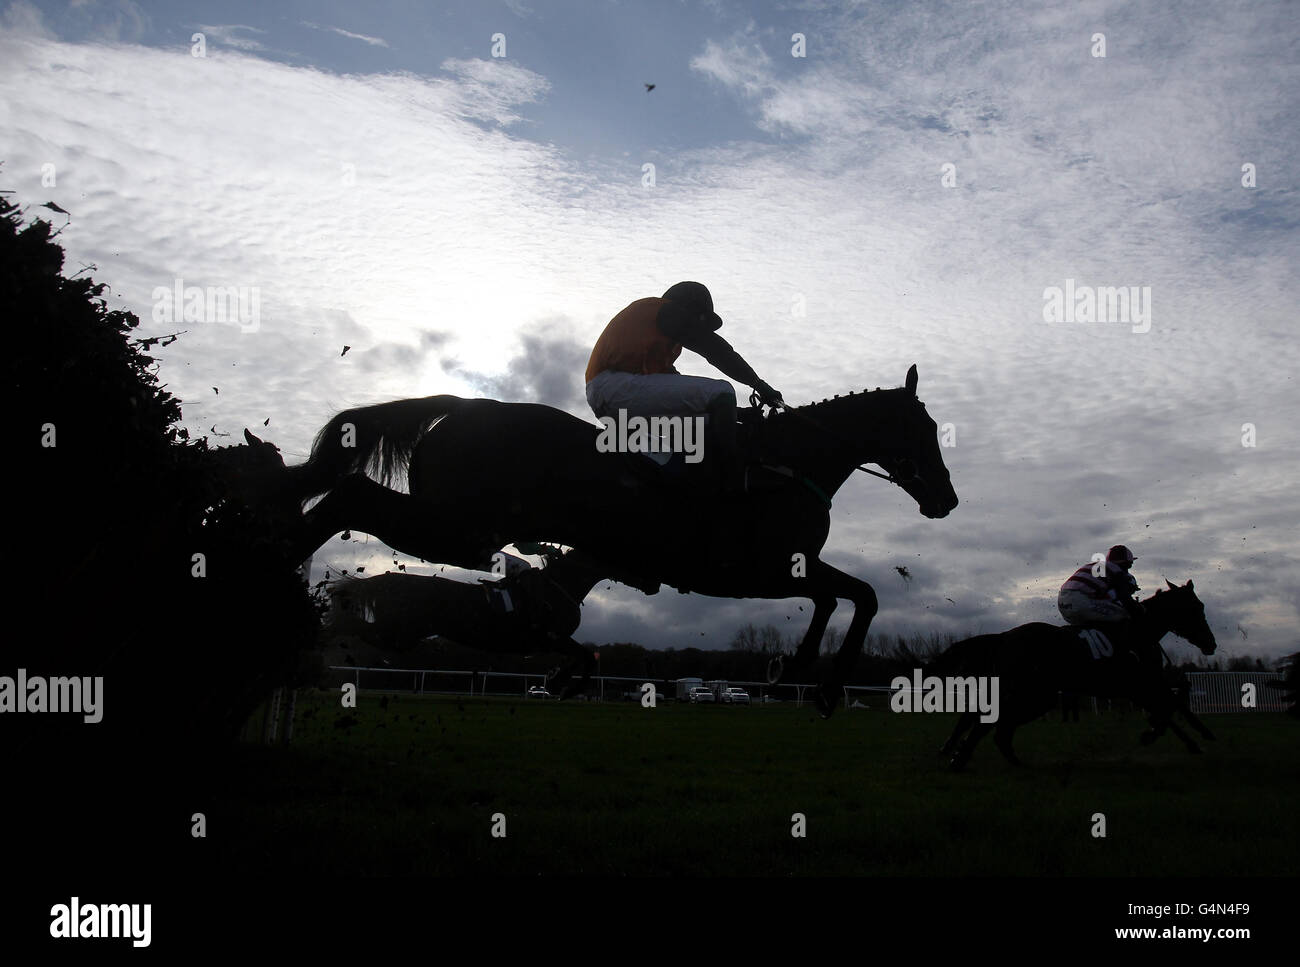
(1132, 598, 1172, 646)
(770, 393, 904, 490)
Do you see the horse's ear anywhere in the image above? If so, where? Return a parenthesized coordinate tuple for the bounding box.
(1186, 578, 1194, 590)
(1167, 579, 1177, 590)
(244, 428, 262, 446)
(905, 364, 918, 395)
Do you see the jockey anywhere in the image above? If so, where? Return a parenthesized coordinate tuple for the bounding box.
(1058, 544, 1143, 626)
(585, 281, 783, 492)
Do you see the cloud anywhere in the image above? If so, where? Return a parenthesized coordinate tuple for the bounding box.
(194, 24, 268, 52)
(445, 317, 590, 413)
(2, 2, 1296, 658)
(691, 34, 774, 105)
(301, 21, 390, 48)
(436, 57, 550, 126)
(2, 0, 52, 38)
(71, 0, 149, 44)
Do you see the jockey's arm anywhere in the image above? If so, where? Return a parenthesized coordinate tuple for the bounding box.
(1111, 571, 1139, 600)
(658, 307, 761, 386)
(683, 330, 763, 387)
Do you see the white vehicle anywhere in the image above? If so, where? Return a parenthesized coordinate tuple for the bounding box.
(688, 686, 715, 704)
(721, 687, 751, 705)
(675, 677, 704, 701)
(527, 686, 552, 699)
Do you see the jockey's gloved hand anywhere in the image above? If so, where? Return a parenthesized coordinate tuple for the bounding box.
(754, 381, 784, 408)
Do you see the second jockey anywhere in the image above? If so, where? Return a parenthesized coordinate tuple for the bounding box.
(1058, 544, 1143, 626)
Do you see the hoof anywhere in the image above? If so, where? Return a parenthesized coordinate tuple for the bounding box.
(813, 684, 839, 719)
(948, 755, 967, 772)
(766, 656, 785, 685)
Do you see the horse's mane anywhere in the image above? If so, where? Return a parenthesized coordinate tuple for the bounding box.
(1140, 582, 1192, 605)
(789, 384, 907, 410)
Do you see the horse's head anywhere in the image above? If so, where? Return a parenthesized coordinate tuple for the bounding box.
(881, 365, 959, 519)
(1147, 579, 1217, 656)
(773, 365, 958, 519)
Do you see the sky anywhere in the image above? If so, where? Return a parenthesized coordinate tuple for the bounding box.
(2, 0, 1297, 664)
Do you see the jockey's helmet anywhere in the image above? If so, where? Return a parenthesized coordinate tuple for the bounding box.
(1107, 544, 1136, 566)
(663, 281, 723, 331)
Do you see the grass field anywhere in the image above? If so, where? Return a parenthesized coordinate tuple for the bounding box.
(207, 689, 1298, 877)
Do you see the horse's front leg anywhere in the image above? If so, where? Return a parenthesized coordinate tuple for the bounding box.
(814, 561, 880, 718)
(1161, 716, 1203, 755)
(767, 591, 837, 685)
(1138, 705, 1167, 746)
(1179, 707, 1216, 742)
(546, 638, 595, 700)
(1170, 683, 1216, 741)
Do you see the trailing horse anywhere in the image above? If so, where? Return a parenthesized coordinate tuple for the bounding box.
(268, 365, 958, 717)
(933, 580, 1217, 768)
(325, 545, 658, 698)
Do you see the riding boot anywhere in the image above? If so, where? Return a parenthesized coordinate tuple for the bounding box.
(706, 394, 745, 495)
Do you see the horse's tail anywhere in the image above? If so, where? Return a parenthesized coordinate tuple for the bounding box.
(286, 395, 466, 503)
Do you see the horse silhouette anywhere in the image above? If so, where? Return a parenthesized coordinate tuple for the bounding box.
(932, 580, 1217, 768)
(241, 366, 957, 716)
(325, 545, 658, 697)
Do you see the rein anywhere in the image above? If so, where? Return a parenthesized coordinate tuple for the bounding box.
(751, 391, 917, 486)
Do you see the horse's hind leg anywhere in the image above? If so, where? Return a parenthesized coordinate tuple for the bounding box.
(950, 722, 992, 771)
(993, 721, 1022, 767)
(940, 712, 975, 756)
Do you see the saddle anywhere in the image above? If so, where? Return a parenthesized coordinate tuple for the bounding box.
(1071, 622, 1159, 672)
(616, 408, 796, 499)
